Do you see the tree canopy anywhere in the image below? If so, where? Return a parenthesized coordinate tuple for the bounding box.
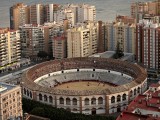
(23, 98, 116, 120)
(113, 41, 124, 59)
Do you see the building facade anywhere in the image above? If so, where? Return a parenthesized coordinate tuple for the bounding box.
(30, 4, 44, 25)
(10, 3, 30, 30)
(117, 82, 160, 120)
(136, 19, 160, 69)
(53, 35, 67, 59)
(97, 21, 106, 53)
(106, 21, 136, 54)
(0, 82, 22, 120)
(22, 57, 147, 115)
(67, 21, 98, 58)
(0, 28, 21, 72)
(19, 24, 44, 58)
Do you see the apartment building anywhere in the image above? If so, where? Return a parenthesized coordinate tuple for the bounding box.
(116, 15, 136, 24)
(131, 1, 160, 23)
(45, 4, 60, 22)
(53, 34, 67, 59)
(97, 21, 106, 53)
(10, 3, 30, 30)
(131, 2, 148, 23)
(136, 19, 160, 69)
(54, 7, 75, 26)
(54, 4, 96, 26)
(19, 24, 44, 58)
(0, 82, 22, 120)
(67, 26, 90, 58)
(67, 21, 98, 58)
(45, 4, 54, 22)
(105, 21, 136, 54)
(30, 4, 44, 25)
(77, 4, 96, 23)
(0, 28, 21, 72)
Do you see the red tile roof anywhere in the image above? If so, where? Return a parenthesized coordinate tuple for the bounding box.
(117, 112, 160, 120)
(150, 83, 160, 88)
(117, 83, 160, 120)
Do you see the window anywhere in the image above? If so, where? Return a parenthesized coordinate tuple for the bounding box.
(30, 91, 32, 98)
(137, 87, 140, 94)
(91, 98, 96, 105)
(130, 90, 133, 97)
(27, 90, 29, 96)
(122, 94, 126, 101)
(49, 96, 53, 103)
(73, 98, 77, 105)
(44, 95, 48, 102)
(85, 98, 89, 105)
(66, 98, 71, 105)
(98, 97, 103, 104)
(39, 94, 42, 101)
(117, 95, 121, 102)
(111, 96, 115, 103)
(134, 89, 137, 95)
(24, 88, 26, 95)
(60, 97, 64, 104)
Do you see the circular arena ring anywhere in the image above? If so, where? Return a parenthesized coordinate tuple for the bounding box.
(22, 57, 147, 115)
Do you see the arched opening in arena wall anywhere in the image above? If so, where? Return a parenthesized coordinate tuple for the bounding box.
(85, 98, 89, 105)
(24, 88, 26, 95)
(91, 98, 96, 105)
(60, 97, 64, 104)
(73, 98, 77, 105)
(92, 108, 96, 115)
(66, 98, 71, 105)
(117, 95, 121, 102)
(27, 90, 29, 96)
(44, 95, 48, 102)
(39, 94, 42, 101)
(98, 97, 103, 104)
(122, 94, 126, 101)
(30, 91, 32, 98)
(111, 96, 115, 103)
(137, 87, 140, 94)
(134, 88, 137, 95)
(49, 96, 53, 103)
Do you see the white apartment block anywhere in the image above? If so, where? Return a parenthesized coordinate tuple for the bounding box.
(45, 4, 54, 22)
(0, 28, 21, 72)
(67, 26, 90, 58)
(67, 21, 98, 58)
(0, 82, 22, 120)
(54, 4, 96, 26)
(77, 4, 96, 23)
(106, 22, 136, 54)
(54, 8, 75, 26)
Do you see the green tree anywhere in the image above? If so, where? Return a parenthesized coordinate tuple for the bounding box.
(37, 51, 48, 58)
(113, 41, 124, 59)
(22, 98, 116, 120)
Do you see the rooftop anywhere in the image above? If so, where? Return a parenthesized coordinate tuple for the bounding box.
(0, 82, 17, 94)
(117, 82, 160, 120)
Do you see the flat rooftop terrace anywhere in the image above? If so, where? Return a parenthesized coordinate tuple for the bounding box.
(0, 82, 17, 94)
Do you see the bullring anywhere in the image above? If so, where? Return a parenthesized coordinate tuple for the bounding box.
(22, 57, 147, 115)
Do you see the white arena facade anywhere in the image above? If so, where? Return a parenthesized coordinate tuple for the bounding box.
(22, 57, 147, 115)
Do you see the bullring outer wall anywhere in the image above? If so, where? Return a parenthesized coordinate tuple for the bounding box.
(22, 57, 147, 114)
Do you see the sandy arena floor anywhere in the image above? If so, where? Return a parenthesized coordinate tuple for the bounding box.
(54, 81, 114, 91)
